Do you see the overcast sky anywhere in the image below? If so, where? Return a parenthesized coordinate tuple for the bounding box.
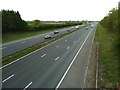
(0, 0, 119, 21)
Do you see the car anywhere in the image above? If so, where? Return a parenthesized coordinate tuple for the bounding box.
(71, 27, 74, 29)
(67, 29, 70, 32)
(54, 31, 59, 34)
(76, 26, 79, 28)
(45, 35, 51, 39)
(70, 27, 75, 30)
(85, 27, 89, 30)
(90, 25, 94, 28)
(70, 27, 74, 29)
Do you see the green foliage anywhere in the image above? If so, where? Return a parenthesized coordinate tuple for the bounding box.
(95, 25, 118, 88)
(64, 21, 82, 26)
(33, 19, 42, 26)
(2, 10, 82, 33)
(2, 10, 28, 32)
(100, 8, 119, 33)
(27, 21, 82, 31)
(98, 5, 120, 88)
(100, 7, 120, 54)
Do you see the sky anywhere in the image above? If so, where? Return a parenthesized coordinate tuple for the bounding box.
(0, 0, 119, 21)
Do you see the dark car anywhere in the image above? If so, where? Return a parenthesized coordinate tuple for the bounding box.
(45, 35, 51, 39)
(54, 31, 59, 34)
(67, 29, 70, 32)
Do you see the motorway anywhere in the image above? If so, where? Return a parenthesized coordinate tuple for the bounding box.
(2, 23, 97, 88)
(2, 25, 84, 57)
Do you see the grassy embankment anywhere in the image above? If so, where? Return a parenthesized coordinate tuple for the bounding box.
(94, 24, 118, 88)
(2, 25, 87, 66)
(2, 25, 77, 43)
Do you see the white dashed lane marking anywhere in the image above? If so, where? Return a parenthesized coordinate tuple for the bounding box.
(3, 74, 14, 83)
(55, 57, 59, 61)
(67, 47, 69, 50)
(23, 82, 32, 90)
(41, 54, 46, 57)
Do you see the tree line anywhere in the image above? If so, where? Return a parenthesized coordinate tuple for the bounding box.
(2, 10, 28, 33)
(28, 20, 82, 31)
(1, 10, 82, 33)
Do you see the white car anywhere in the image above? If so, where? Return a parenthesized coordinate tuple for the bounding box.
(85, 27, 89, 30)
(54, 31, 59, 34)
(90, 25, 94, 28)
(45, 35, 51, 39)
(76, 26, 79, 28)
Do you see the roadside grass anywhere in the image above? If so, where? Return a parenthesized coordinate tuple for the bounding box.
(2, 26, 87, 66)
(2, 25, 76, 43)
(94, 24, 118, 88)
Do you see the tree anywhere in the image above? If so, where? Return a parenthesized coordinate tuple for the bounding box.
(33, 20, 41, 26)
(2, 10, 28, 32)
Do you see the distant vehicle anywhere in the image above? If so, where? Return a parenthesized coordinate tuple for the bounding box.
(85, 27, 89, 30)
(76, 26, 79, 28)
(54, 31, 59, 34)
(90, 25, 94, 28)
(70, 27, 75, 30)
(67, 29, 70, 32)
(71, 27, 74, 29)
(45, 35, 51, 39)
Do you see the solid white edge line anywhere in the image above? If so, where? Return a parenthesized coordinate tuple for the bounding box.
(1, 25, 87, 69)
(95, 25, 98, 88)
(3, 74, 14, 83)
(55, 57, 59, 61)
(83, 26, 96, 87)
(41, 54, 46, 57)
(93, 23, 99, 89)
(55, 28, 94, 89)
(23, 82, 32, 90)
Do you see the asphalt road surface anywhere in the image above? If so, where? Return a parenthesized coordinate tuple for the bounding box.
(2, 25, 84, 57)
(2, 23, 97, 88)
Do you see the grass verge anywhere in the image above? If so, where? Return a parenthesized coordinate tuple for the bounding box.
(94, 24, 118, 88)
(2, 26, 87, 66)
(2, 25, 78, 43)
